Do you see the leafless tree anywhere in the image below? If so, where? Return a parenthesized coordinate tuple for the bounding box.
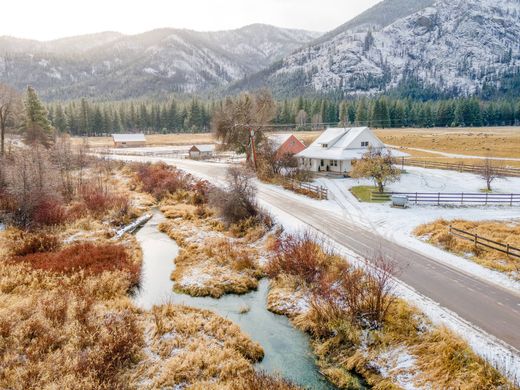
(0, 84, 22, 156)
(311, 113, 322, 130)
(212, 89, 276, 168)
(480, 157, 502, 192)
(296, 109, 308, 129)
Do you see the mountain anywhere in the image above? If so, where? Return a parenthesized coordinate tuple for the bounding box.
(0, 24, 320, 100)
(231, 0, 520, 98)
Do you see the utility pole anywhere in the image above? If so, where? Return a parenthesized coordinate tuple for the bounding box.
(250, 128, 258, 170)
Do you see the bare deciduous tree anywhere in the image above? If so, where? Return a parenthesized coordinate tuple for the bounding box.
(0, 84, 22, 156)
(296, 109, 308, 129)
(480, 158, 502, 192)
(212, 89, 276, 168)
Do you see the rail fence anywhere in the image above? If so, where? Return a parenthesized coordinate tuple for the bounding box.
(396, 157, 520, 177)
(286, 179, 328, 200)
(370, 191, 520, 205)
(448, 225, 520, 259)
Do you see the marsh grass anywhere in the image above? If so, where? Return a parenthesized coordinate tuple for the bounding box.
(266, 232, 513, 389)
(414, 219, 520, 278)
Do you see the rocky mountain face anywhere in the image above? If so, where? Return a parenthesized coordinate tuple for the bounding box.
(0, 24, 319, 100)
(231, 0, 520, 98)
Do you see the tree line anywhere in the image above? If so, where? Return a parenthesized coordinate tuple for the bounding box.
(47, 96, 520, 135)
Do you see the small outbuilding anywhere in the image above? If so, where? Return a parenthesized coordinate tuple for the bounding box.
(296, 127, 408, 174)
(268, 134, 306, 158)
(112, 133, 146, 148)
(188, 144, 215, 159)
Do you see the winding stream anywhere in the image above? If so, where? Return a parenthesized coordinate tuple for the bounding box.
(133, 211, 336, 389)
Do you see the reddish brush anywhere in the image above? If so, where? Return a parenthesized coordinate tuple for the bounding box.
(11, 243, 140, 286)
(80, 183, 129, 217)
(266, 232, 329, 285)
(8, 231, 61, 256)
(135, 162, 191, 200)
(32, 196, 68, 227)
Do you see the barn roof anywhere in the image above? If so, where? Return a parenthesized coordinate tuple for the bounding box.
(112, 133, 146, 142)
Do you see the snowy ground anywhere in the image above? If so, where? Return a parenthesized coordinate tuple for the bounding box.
(261, 199, 520, 386)
(314, 166, 520, 291)
(387, 145, 520, 162)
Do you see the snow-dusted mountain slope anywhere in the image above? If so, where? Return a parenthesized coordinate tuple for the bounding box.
(231, 0, 520, 97)
(0, 24, 320, 100)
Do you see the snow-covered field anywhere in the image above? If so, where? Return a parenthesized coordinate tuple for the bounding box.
(314, 166, 520, 290)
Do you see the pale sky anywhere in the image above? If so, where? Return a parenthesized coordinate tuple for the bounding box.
(1, 0, 380, 41)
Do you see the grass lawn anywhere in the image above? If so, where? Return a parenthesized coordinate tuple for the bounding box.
(349, 186, 389, 203)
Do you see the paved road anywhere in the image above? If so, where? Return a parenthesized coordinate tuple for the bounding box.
(117, 156, 520, 351)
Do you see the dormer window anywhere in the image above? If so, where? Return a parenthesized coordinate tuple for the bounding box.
(361, 141, 369, 147)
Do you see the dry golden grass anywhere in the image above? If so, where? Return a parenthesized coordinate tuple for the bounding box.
(376, 127, 520, 158)
(0, 289, 143, 390)
(414, 219, 520, 278)
(266, 242, 513, 390)
(130, 303, 267, 389)
(0, 162, 301, 390)
(160, 221, 263, 298)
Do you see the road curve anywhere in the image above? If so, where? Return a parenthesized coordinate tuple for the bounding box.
(117, 156, 520, 351)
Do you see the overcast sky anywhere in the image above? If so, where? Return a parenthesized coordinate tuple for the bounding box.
(1, 0, 380, 41)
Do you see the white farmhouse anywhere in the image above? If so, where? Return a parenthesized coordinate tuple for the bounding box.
(296, 127, 407, 174)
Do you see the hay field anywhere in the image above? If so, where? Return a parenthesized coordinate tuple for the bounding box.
(375, 127, 520, 162)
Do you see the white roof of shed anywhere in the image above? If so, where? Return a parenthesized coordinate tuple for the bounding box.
(112, 133, 146, 142)
(192, 144, 215, 152)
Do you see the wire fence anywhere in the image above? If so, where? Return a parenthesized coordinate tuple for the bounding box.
(371, 191, 520, 206)
(396, 157, 520, 178)
(448, 225, 520, 259)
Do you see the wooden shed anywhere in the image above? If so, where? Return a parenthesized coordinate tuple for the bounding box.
(112, 133, 146, 148)
(189, 144, 215, 159)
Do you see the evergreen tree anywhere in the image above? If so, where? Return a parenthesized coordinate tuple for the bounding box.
(22, 86, 55, 148)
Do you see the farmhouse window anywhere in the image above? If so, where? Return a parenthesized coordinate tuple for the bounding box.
(361, 141, 369, 147)
(320, 159, 324, 166)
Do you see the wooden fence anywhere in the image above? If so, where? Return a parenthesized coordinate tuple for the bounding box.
(286, 179, 328, 200)
(370, 191, 520, 205)
(448, 225, 520, 259)
(396, 157, 520, 177)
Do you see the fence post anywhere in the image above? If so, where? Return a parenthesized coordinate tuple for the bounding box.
(511, 194, 514, 207)
(438, 192, 440, 206)
(485, 192, 488, 205)
(461, 192, 464, 205)
(415, 192, 418, 205)
(474, 233, 478, 246)
(506, 243, 510, 256)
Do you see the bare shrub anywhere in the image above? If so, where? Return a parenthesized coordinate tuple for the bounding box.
(210, 166, 265, 227)
(266, 231, 332, 285)
(80, 181, 130, 220)
(314, 253, 397, 329)
(32, 196, 68, 227)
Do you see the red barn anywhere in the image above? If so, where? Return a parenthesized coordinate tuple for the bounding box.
(269, 134, 306, 159)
